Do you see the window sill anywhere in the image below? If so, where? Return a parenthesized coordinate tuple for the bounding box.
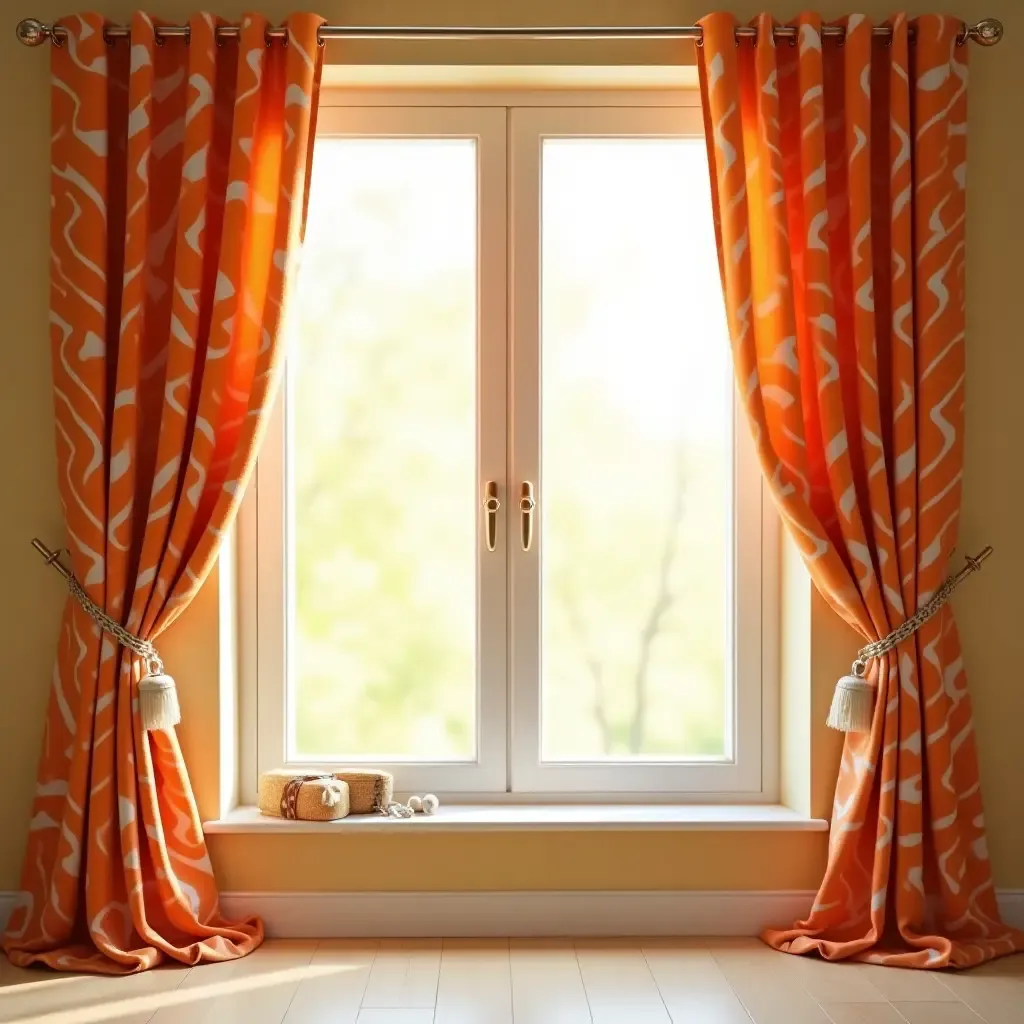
(203, 803, 828, 834)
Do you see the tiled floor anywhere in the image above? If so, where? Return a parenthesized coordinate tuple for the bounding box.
(0, 938, 1021, 1023)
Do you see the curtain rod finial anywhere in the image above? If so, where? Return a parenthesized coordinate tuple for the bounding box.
(16, 18, 48, 45)
(971, 18, 1003, 46)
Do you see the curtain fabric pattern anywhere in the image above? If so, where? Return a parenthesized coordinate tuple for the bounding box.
(697, 11, 1023, 967)
(3, 11, 323, 973)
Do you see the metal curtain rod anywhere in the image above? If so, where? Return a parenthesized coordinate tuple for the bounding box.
(15, 16, 1006, 48)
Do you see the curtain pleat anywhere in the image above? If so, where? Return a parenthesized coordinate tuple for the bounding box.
(3, 10, 324, 974)
(697, 11, 1024, 967)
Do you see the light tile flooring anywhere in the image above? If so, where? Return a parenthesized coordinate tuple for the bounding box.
(0, 938, 1021, 1023)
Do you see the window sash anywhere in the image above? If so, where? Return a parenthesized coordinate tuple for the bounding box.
(508, 106, 767, 794)
(241, 96, 777, 801)
(251, 106, 509, 794)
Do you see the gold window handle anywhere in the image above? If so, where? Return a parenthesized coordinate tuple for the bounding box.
(483, 482, 501, 552)
(520, 481, 536, 552)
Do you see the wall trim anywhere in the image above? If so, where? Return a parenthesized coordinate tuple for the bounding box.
(5, 890, 1020, 940)
(220, 890, 815, 937)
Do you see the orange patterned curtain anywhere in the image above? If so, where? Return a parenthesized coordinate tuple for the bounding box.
(3, 12, 323, 973)
(697, 12, 1024, 967)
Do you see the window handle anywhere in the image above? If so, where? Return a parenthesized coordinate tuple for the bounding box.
(520, 481, 536, 552)
(483, 481, 500, 552)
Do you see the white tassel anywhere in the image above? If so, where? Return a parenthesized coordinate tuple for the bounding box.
(826, 673, 875, 733)
(138, 673, 180, 732)
(321, 782, 345, 807)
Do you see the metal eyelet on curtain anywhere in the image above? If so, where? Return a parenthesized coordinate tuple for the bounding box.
(52, 24, 64, 47)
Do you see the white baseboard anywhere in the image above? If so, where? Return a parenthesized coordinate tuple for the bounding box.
(222, 890, 819, 938)
(3, 890, 1022, 939)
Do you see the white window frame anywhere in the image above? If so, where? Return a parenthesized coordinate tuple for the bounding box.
(249, 105, 509, 794)
(239, 88, 778, 804)
(508, 106, 766, 794)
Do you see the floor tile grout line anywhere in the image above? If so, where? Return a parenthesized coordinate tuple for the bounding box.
(932, 969, 994, 1020)
(273, 938, 319, 1024)
(795, 958, 891, 1010)
(431, 940, 441, 1015)
(706, 944, 770, 1024)
(639, 945, 698, 1024)
(503, 937, 513, 1023)
(142, 962, 195, 1024)
(885, 1003, 912, 1024)
(696, 943, 758, 1023)
(571, 940, 596, 1024)
(359, 940, 380, 1013)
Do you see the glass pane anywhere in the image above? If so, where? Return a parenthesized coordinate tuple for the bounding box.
(540, 138, 731, 762)
(288, 138, 477, 761)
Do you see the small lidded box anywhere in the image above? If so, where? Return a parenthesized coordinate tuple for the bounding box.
(257, 770, 350, 821)
(331, 770, 395, 814)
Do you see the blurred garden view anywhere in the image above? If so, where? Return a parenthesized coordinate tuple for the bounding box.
(286, 133, 733, 764)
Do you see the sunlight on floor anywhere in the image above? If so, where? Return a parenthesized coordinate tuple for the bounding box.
(1, 939, 1021, 1024)
(0, 961, 358, 1024)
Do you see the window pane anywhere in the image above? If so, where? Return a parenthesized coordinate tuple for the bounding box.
(288, 138, 477, 761)
(540, 138, 732, 762)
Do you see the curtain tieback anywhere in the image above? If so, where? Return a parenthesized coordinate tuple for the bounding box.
(827, 547, 994, 734)
(32, 538, 180, 732)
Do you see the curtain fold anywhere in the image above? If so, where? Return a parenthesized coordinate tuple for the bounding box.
(697, 11, 1024, 967)
(3, 10, 324, 973)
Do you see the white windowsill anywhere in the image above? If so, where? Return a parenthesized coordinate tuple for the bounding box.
(204, 803, 828, 834)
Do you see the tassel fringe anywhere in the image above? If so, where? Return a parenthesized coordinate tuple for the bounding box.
(139, 673, 181, 732)
(826, 674, 875, 733)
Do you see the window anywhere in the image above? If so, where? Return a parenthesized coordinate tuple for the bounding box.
(243, 90, 776, 800)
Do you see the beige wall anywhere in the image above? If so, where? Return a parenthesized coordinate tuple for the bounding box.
(2, 0, 1022, 896)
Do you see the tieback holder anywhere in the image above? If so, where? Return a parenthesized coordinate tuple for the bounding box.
(827, 547, 993, 734)
(32, 538, 179, 732)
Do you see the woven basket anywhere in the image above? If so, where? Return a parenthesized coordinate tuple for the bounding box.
(258, 770, 350, 821)
(332, 770, 394, 814)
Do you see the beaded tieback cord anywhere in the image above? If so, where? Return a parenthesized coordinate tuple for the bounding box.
(826, 547, 993, 733)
